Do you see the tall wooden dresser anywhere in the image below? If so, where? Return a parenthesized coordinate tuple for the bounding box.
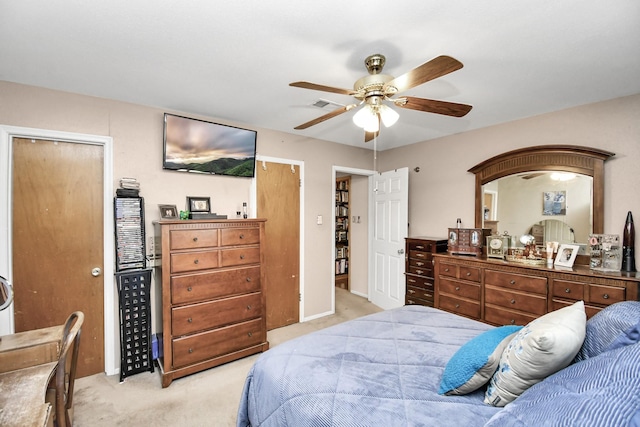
(154, 219, 269, 387)
(404, 237, 448, 307)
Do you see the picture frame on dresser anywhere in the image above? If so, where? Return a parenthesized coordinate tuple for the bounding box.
(555, 244, 580, 268)
(159, 204, 178, 219)
(186, 196, 211, 213)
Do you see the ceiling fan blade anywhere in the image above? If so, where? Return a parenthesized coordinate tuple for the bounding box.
(394, 96, 472, 117)
(385, 55, 463, 94)
(294, 104, 356, 130)
(290, 81, 356, 96)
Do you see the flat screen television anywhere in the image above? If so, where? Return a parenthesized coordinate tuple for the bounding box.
(163, 113, 257, 178)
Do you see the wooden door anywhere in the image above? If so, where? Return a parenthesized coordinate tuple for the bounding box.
(257, 161, 300, 330)
(12, 137, 104, 377)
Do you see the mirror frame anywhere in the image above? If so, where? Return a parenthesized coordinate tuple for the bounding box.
(468, 145, 614, 235)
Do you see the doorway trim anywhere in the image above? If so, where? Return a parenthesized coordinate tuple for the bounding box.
(0, 125, 116, 375)
(331, 166, 376, 314)
(252, 155, 305, 321)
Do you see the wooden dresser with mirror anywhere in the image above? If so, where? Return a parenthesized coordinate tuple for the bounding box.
(433, 145, 640, 325)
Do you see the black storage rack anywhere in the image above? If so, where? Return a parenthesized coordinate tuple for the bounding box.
(116, 269, 154, 381)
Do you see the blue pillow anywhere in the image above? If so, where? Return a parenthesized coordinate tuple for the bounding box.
(439, 325, 522, 396)
(485, 342, 640, 427)
(574, 301, 640, 361)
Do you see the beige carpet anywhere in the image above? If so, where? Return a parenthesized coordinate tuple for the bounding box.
(73, 288, 382, 426)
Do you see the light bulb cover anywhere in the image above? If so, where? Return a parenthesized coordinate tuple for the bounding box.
(379, 104, 399, 127)
(352, 106, 379, 132)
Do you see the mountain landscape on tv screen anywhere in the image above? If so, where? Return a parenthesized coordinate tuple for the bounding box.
(166, 157, 255, 177)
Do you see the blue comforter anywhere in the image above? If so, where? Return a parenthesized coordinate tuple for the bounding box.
(237, 305, 502, 426)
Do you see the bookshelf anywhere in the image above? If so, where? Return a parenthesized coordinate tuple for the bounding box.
(335, 176, 350, 289)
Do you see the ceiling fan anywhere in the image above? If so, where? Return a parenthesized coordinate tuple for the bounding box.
(290, 54, 473, 142)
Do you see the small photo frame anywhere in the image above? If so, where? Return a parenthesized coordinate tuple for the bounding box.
(187, 196, 211, 213)
(159, 204, 178, 219)
(555, 243, 580, 268)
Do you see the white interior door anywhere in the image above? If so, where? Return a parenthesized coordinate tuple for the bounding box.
(370, 168, 408, 310)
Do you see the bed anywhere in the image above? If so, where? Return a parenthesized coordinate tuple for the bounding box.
(237, 303, 640, 427)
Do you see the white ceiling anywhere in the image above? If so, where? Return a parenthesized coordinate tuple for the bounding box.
(1, 1, 639, 150)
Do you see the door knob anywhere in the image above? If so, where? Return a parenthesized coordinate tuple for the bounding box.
(91, 267, 102, 277)
(397, 249, 405, 254)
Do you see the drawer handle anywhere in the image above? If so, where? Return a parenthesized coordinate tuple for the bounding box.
(416, 262, 425, 266)
(407, 299, 415, 304)
(510, 280, 516, 285)
(408, 289, 415, 294)
(188, 348, 193, 353)
(187, 317, 193, 323)
(565, 288, 571, 293)
(416, 245, 424, 250)
(466, 272, 471, 277)
(193, 237, 198, 242)
(194, 259, 199, 264)
(416, 269, 424, 275)
(510, 299, 516, 304)
(240, 254, 245, 260)
(246, 277, 252, 282)
(603, 294, 610, 299)
(187, 286, 192, 292)
(239, 234, 245, 239)
(455, 304, 460, 308)
(510, 319, 516, 325)
(408, 278, 416, 284)
(444, 268, 450, 272)
(455, 286, 460, 291)
(247, 305, 252, 310)
(247, 332, 252, 337)
(416, 253, 425, 258)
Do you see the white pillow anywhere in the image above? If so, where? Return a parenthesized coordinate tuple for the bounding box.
(484, 300, 587, 407)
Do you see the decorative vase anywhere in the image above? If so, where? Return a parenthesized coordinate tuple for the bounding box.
(621, 211, 636, 272)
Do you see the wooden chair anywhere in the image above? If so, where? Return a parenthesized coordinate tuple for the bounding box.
(47, 311, 84, 427)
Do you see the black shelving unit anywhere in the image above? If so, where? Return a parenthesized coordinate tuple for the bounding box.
(114, 196, 146, 271)
(116, 269, 154, 381)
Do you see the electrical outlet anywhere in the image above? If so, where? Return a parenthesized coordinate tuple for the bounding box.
(148, 236, 155, 257)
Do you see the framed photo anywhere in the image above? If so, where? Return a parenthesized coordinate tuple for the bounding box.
(159, 204, 178, 219)
(187, 196, 211, 213)
(555, 243, 580, 268)
(543, 191, 566, 215)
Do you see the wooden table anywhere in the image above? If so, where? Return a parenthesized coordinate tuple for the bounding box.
(0, 361, 57, 426)
(0, 325, 62, 373)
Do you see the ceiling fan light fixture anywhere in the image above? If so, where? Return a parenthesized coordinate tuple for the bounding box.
(379, 104, 399, 128)
(352, 105, 379, 132)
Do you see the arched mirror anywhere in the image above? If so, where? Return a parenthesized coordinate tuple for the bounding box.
(469, 145, 614, 255)
(0, 276, 13, 312)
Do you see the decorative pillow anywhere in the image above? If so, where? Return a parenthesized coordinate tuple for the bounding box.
(484, 301, 586, 407)
(438, 325, 522, 396)
(485, 341, 640, 427)
(574, 301, 640, 362)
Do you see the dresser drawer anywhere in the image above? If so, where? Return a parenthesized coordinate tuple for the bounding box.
(406, 275, 434, 290)
(439, 262, 458, 278)
(409, 264, 433, 277)
(406, 284, 434, 302)
(409, 250, 433, 262)
(220, 246, 261, 267)
(439, 294, 481, 319)
(459, 266, 481, 283)
(171, 250, 219, 273)
(409, 256, 431, 269)
(220, 228, 260, 246)
(409, 241, 435, 252)
(172, 292, 262, 336)
(552, 279, 585, 300)
(485, 285, 547, 315)
(485, 270, 547, 295)
(172, 318, 264, 368)
(405, 295, 433, 307)
(171, 266, 261, 305)
(588, 284, 625, 305)
(439, 278, 481, 300)
(484, 305, 536, 326)
(170, 229, 219, 250)
(551, 298, 603, 318)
